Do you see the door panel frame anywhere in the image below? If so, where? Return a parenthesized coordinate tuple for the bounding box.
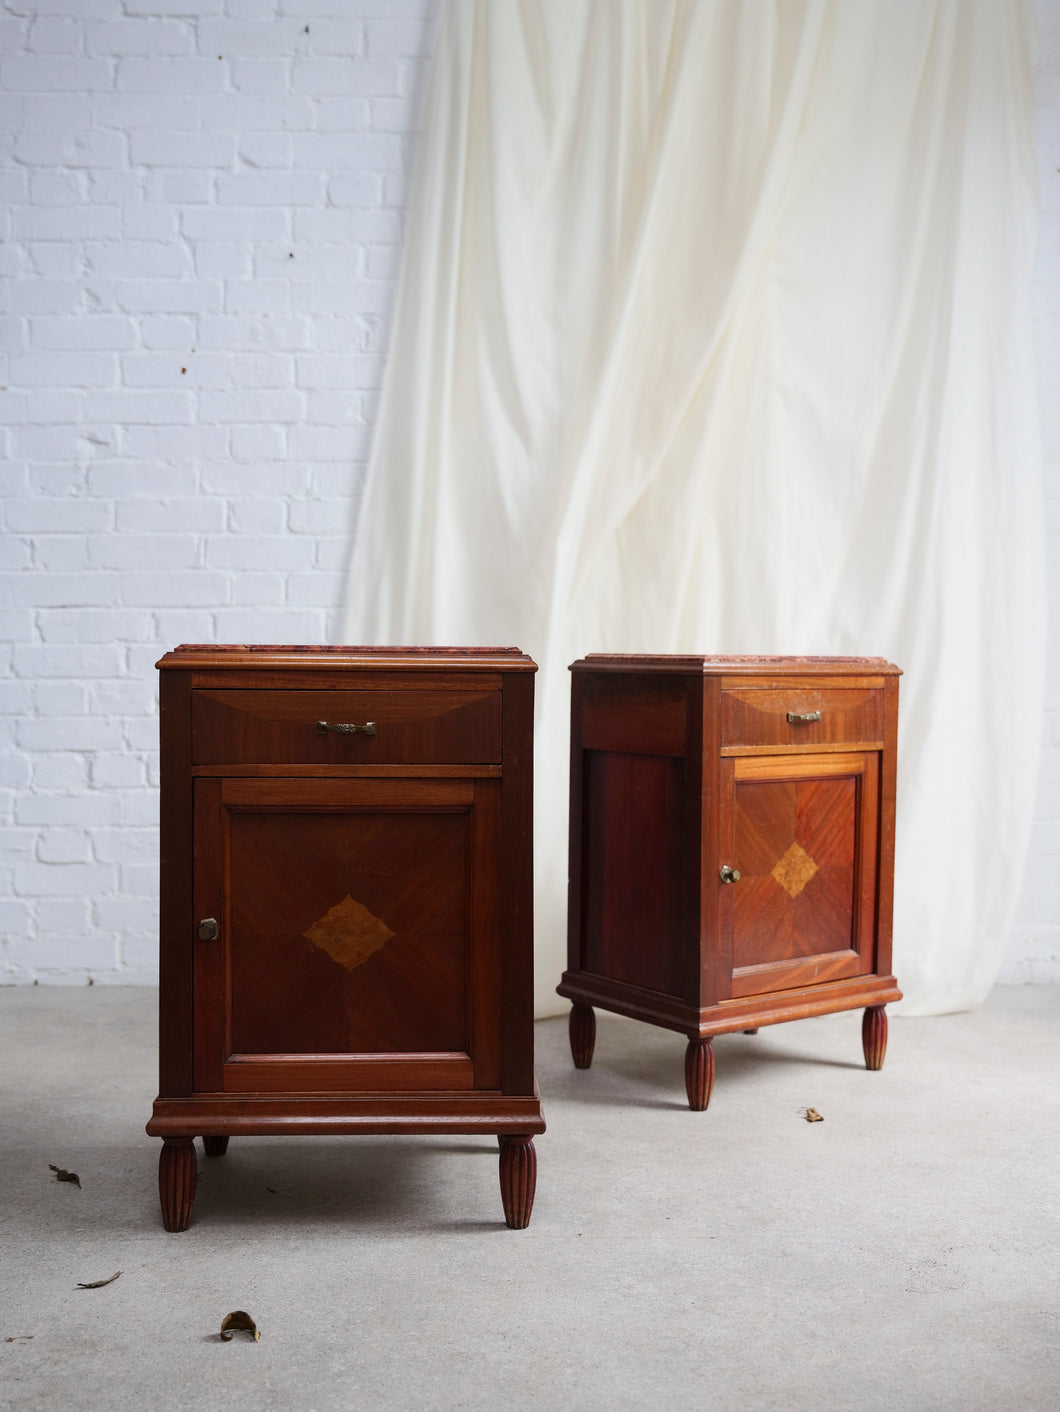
(192, 776, 501, 1094)
(721, 751, 880, 999)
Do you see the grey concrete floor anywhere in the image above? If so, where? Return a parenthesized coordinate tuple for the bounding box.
(0, 986, 1057, 1411)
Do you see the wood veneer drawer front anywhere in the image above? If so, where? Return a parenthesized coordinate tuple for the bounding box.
(720, 687, 883, 749)
(192, 689, 502, 765)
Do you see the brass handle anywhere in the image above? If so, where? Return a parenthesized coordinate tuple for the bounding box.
(197, 917, 219, 942)
(719, 865, 741, 884)
(786, 710, 821, 724)
(316, 720, 377, 736)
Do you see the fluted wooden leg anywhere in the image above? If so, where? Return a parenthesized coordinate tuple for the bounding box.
(158, 1138, 197, 1232)
(202, 1136, 229, 1157)
(862, 1005, 888, 1071)
(498, 1137, 537, 1229)
(568, 1003, 596, 1069)
(684, 1037, 715, 1111)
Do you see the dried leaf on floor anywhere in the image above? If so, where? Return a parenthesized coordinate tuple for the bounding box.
(804, 1107, 824, 1122)
(48, 1164, 81, 1188)
(76, 1272, 121, 1290)
(220, 1311, 260, 1343)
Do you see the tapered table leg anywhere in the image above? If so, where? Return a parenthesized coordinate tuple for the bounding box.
(158, 1137, 197, 1232)
(684, 1037, 715, 1111)
(862, 1005, 888, 1070)
(569, 1003, 596, 1069)
(498, 1137, 537, 1229)
(202, 1136, 229, 1157)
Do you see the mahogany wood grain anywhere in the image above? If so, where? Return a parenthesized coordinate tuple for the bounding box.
(862, 1005, 888, 1070)
(568, 1002, 596, 1068)
(193, 688, 502, 766)
(157, 669, 194, 1096)
(499, 670, 536, 1097)
(579, 672, 688, 756)
(149, 646, 543, 1230)
(684, 1038, 715, 1111)
(699, 676, 725, 1010)
(558, 967, 901, 1036)
(149, 1089, 546, 1137)
(220, 1056, 475, 1093)
(719, 674, 886, 691)
(581, 750, 684, 995)
(158, 1138, 196, 1232)
(875, 677, 900, 978)
(559, 655, 901, 1108)
(498, 1136, 537, 1229)
(720, 686, 883, 748)
(191, 764, 503, 779)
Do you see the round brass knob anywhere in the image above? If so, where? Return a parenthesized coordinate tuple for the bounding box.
(719, 866, 741, 884)
(197, 917, 219, 942)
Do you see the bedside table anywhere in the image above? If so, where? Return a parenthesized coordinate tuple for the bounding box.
(147, 645, 544, 1229)
(557, 655, 901, 1109)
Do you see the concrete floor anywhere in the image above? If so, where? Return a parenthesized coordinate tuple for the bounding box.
(0, 986, 1057, 1412)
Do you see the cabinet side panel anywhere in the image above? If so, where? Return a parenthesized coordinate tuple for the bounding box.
(158, 668, 194, 1096)
(500, 672, 535, 1095)
(582, 750, 685, 997)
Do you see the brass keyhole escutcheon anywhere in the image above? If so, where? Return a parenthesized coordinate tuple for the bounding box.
(719, 866, 741, 885)
(197, 917, 219, 942)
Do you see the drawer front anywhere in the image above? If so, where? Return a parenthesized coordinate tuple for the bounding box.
(720, 687, 883, 749)
(193, 689, 502, 765)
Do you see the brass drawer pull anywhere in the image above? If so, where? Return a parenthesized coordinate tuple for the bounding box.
(719, 865, 741, 884)
(197, 918, 219, 942)
(786, 710, 821, 724)
(316, 720, 377, 736)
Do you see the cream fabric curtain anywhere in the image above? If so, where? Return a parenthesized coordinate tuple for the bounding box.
(342, 0, 1044, 1016)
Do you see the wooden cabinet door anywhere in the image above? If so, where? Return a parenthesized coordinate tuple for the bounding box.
(722, 752, 879, 999)
(192, 777, 501, 1095)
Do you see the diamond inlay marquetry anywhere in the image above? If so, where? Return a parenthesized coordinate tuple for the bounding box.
(302, 894, 395, 972)
(771, 841, 819, 899)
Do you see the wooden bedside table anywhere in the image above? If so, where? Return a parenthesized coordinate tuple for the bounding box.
(557, 655, 901, 1109)
(147, 645, 544, 1230)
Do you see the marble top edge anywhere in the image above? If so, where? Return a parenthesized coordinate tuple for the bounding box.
(573, 654, 900, 673)
(158, 644, 535, 668)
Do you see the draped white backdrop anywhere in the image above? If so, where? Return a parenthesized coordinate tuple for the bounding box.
(342, 0, 1045, 1016)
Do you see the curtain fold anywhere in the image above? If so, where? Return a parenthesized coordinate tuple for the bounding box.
(342, 0, 1044, 1016)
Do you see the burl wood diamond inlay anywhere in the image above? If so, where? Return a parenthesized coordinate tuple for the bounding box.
(302, 894, 395, 971)
(771, 841, 819, 899)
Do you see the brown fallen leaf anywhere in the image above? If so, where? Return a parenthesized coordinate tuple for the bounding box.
(49, 1164, 81, 1188)
(76, 1272, 121, 1290)
(220, 1311, 260, 1343)
(804, 1107, 824, 1123)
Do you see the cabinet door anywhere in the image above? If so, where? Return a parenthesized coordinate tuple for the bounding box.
(722, 752, 879, 998)
(192, 777, 501, 1094)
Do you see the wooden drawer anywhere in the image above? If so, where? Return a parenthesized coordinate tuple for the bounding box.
(720, 686, 883, 750)
(192, 689, 502, 765)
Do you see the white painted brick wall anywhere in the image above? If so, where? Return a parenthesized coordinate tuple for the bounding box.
(0, 0, 1057, 987)
(0, 0, 434, 982)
